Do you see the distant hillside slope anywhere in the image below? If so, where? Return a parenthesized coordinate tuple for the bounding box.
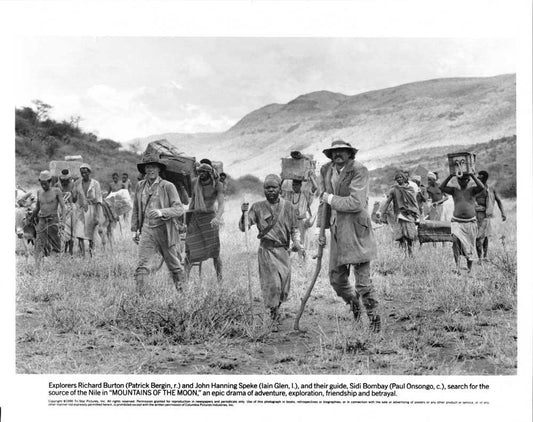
(369, 135, 516, 198)
(128, 74, 515, 178)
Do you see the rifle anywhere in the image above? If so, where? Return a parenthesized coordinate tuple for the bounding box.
(293, 202, 328, 331)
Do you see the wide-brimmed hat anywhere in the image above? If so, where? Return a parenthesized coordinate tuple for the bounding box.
(322, 139, 358, 159)
(137, 152, 167, 174)
(38, 170, 52, 182)
(59, 169, 71, 181)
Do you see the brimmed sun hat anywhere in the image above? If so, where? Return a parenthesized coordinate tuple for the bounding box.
(322, 139, 358, 159)
(38, 170, 52, 182)
(137, 153, 167, 174)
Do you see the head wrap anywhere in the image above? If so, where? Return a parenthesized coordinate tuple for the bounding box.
(197, 163, 214, 174)
(80, 163, 92, 172)
(264, 174, 282, 187)
(427, 171, 436, 180)
(394, 171, 406, 181)
(412, 175, 422, 183)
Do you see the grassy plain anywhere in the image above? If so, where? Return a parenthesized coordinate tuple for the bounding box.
(16, 197, 517, 375)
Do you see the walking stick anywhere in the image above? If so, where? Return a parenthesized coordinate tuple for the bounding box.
(242, 196, 254, 315)
(293, 203, 328, 331)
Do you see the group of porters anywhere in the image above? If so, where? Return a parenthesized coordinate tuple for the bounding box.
(18, 139, 507, 333)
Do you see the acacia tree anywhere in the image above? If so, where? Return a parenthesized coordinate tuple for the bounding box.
(32, 99, 52, 122)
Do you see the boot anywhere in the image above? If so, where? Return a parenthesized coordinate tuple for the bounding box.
(172, 270, 185, 292)
(350, 294, 361, 323)
(135, 272, 146, 296)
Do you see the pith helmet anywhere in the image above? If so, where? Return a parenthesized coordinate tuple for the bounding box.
(137, 152, 167, 174)
(322, 139, 358, 159)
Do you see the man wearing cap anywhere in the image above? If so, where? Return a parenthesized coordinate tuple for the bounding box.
(185, 162, 225, 282)
(426, 171, 449, 221)
(131, 153, 186, 293)
(377, 172, 419, 257)
(56, 169, 85, 255)
(74, 163, 105, 256)
(318, 140, 380, 332)
(31, 170, 66, 264)
(239, 174, 304, 330)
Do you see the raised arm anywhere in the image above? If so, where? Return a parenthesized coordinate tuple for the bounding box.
(439, 174, 454, 195)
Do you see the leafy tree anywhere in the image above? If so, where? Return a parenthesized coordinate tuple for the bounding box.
(32, 99, 52, 122)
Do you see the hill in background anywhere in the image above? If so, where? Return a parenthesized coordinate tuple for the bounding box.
(128, 74, 516, 179)
(15, 105, 141, 190)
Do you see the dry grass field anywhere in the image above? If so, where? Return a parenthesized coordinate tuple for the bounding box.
(16, 196, 517, 375)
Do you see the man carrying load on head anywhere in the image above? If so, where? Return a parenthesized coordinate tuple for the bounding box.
(185, 162, 225, 282)
(131, 153, 186, 294)
(440, 172, 485, 273)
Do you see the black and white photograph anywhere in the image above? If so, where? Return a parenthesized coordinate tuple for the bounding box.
(2, 1, 532, 421)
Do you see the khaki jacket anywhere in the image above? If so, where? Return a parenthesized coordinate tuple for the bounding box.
(131, 178, 184, 248)
(319, 159, 377, 266)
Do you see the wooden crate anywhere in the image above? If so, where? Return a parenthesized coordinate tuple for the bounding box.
(281, 157, 312, 180)
(448, 152, 476, 177)
(418, 220, 453, 243)
(49, 160, 84, 178)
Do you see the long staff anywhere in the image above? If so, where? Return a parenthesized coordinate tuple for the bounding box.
(242, 196, 254, 314)
(293, 203, 328, 331)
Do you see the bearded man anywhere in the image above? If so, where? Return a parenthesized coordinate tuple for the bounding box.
(131, 153, 185, 294)
(318, 140, 380, 333)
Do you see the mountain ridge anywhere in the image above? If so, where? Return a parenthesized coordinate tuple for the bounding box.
(127, 73, 515, 178)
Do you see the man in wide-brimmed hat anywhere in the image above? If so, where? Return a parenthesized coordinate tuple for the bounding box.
(131, 152, 186, 294)
(239, 174, 304, 331)
(56, 169, 85, 255)
(318, 139, 381, 332)
(185, 160, 225, 282)
(73, 163, 105, 257)
(31, 170, 66, 265)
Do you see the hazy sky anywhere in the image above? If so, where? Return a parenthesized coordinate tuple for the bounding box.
(16, 37, 516, 142)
